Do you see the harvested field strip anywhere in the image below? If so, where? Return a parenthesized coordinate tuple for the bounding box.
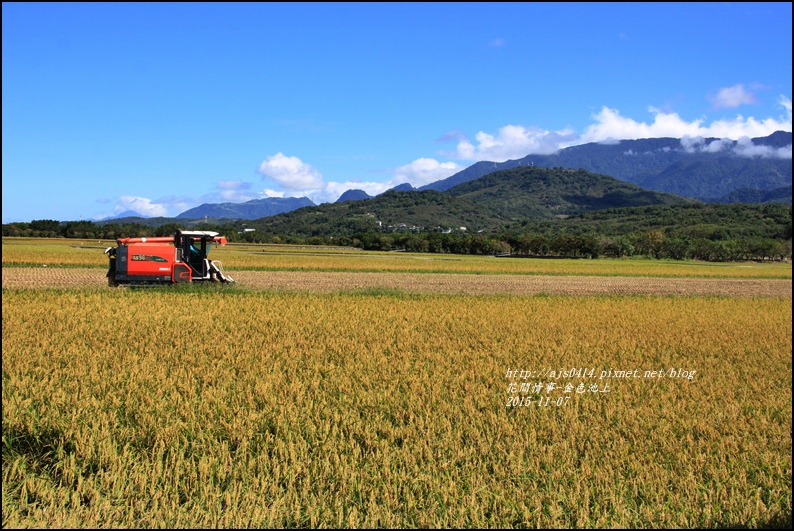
(2, 267, 791, 297)
(233, 271, 793, 297)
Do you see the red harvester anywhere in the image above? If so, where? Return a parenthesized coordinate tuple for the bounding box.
(105, 230, 234, 286)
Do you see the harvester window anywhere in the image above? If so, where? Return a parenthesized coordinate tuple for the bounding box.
(186, 239, 207, 277)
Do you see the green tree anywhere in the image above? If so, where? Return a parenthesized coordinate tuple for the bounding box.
(30, 219, 60, 233)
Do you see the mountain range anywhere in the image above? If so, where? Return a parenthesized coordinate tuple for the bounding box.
(177, 197, 315, 220)
(92, 132, 790, 227)
(245, 166, 693, 237)
(95, 210, 151, 221)
(418, 131, 791, 201)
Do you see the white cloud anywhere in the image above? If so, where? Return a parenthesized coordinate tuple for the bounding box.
(709, 84, 758, 109)
(680, 136, 731, 154)
(780, 95, 792, 117)
(291, 175, 430, 205)
(320, 181, 387, 203)
(436, 130, 467, 143)
(114, 196, 169, 217)
(681, 134, 791, 159)
(197, 180, 259, 204)
(257, 152, 324, 190)
(732, 136, 792, 159)
(581, 100, 792, 143)
(582, 106, 703, 141)
(205, 183, 289, 204)
(249, 150, 465, 205)
(454, 125, 579, 162)
(391, 158, 461, 187)
(198, 181, 293, 205)
(216, 189, 256, 203)
(451, 94, 791, 164)
(96, 195, 194, 219)
(156, 196, 193, 215)
(316, 160, 459, 204)
(702, 115, 791, 140)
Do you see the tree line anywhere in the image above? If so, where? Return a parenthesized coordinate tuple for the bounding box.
(4, 210, 791, 262)
(262, 230, 790, 261)
(1, 220, 240, 240)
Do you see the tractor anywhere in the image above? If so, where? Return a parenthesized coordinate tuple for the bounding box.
(105, 230, 234, 286)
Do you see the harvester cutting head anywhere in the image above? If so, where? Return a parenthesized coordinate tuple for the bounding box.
(105, 230, 234, 286)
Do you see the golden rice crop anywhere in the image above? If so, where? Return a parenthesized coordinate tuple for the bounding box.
(227, 248, 794, 278)
(1, 240, 110, 268)
(3, 237, 791, 279)
(3, 288, 791, 528)
(4, 267, 791, 297)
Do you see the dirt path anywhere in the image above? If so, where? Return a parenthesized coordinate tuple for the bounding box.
(2, 267, 791, 297)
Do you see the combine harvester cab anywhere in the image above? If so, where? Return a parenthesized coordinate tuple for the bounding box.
(105, 230, 234, 287)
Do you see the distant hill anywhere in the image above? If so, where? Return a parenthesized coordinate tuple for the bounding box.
(703, 185, 792, 205)
(336, 189, 373, 202)
(248, 189, 507, 236)
(385, 183, 416, 193)
(176, 197, 315, 220)
(421, 131, 792, 200)
(248, 166, 694, 237)
(446, 166, 694, 219)
(756, 130, 793, 148)
(330, 183, 417, 206)
(96, 210, 149, 221)
(94, 216, 234, 228)
(518, 202, 792, 242)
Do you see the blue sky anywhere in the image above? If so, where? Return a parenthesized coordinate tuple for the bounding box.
(3, 2, 792, 223)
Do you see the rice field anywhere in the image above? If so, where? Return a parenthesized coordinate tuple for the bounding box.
(2, 267, 791, 298)
(2, 237, 792, 278)
(2, 237, 792, 528)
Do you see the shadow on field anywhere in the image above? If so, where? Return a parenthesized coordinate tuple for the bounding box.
(714, 510, 792, 529)
(2, 424, 75, 474)
(2, 423, 106, 512)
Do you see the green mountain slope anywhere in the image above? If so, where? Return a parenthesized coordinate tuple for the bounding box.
(446, 166, 694, 219)
(247, 167, 695, 236)
(703, 185, 792, 205)
(539, 202, 792, 241)
(421, 132, 792, 200)
(247, 190, 507, 236)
